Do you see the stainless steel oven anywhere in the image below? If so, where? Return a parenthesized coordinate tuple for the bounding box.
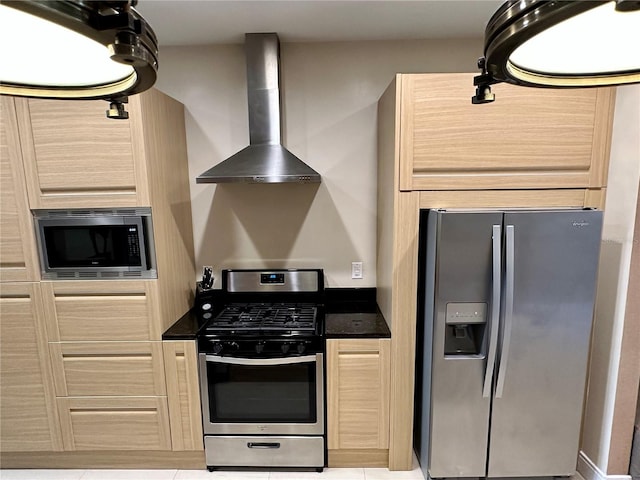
(196, 269, 326, 471)
(199, 352, 324, 436)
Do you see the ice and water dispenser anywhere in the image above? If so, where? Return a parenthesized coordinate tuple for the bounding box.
(444, 302, 487, 356)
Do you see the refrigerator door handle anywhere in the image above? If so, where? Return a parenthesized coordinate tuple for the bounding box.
(483, 224, 502, 398)
(496, 224, 515, 399)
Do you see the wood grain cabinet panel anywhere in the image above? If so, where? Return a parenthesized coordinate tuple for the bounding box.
(0, 98, 39, 282)
(398, 74, 616, 191)
(0, 283, 62, 452)
(41, 280, 161, 341)
(57, 397, 171, 451)
(14, 97, 146, 208)
(49, 342, 167, 397)
(163, 341, 204, 451)
(327, 339, 390, 453)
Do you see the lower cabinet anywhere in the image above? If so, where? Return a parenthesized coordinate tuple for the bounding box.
(0, 283, 62, 452)
(163, 340, 204, 451)
(49, 342, 166, 397)
(326, 338, 391, 467)
(56, 396, 171, 451)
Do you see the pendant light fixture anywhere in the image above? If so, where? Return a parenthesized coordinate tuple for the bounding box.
(473, 0, 640, 104)
(0, 0, 158, 118)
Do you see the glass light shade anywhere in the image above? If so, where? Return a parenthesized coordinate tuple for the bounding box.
(0, 1, 157, 101)
(508, 3, 640, 85)
(0, 5, 135, 91)
(482, 0, 640, 88)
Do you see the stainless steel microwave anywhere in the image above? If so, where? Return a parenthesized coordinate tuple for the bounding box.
(33, 208, 157, 280)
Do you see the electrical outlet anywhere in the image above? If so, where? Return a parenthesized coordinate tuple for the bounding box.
(351, 262, 363, 279)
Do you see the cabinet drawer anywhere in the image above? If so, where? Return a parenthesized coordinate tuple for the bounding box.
(50, 342, 166, 397)
(42, 281, 160, 341)
(57, 396, 171, 451)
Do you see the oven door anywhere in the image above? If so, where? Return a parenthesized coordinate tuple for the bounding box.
(198, 353, 324, 436)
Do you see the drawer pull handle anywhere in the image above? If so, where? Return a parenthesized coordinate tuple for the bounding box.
(247, 442, 281, 449)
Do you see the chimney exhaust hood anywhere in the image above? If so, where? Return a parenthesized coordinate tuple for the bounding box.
(196, 33, 321, 184)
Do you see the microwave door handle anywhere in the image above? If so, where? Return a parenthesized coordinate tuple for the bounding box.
(204, 354, 319, 366)
(483, 224, 502, 398)
(495, 224, 515, 399)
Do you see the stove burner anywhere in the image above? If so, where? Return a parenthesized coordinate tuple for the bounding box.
(206, 302, 317, 333)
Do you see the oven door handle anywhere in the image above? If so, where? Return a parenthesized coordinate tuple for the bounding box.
(204, 354, 319, 366)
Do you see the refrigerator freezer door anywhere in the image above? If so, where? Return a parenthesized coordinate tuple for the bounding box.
(487, 210, 603, 477)
(428, 211, 502, 477)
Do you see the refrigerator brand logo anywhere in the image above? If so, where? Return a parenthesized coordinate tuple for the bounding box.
(572, 221, 590, 228)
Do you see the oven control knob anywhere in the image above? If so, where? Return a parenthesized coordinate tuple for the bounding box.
(281, 343, 290, 354)
(212, 342, 223, 354)
(296, 342, 306, 354)
(227, 342, 239, 352)
(255, 342, 265, 354)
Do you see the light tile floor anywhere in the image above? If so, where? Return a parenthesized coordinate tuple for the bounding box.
(0, 456, 425, 480)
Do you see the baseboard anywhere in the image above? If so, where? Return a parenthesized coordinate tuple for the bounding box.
(578, 451, 632, 480)
(0, 450, 205, 469)
(328, 449, 389, 467)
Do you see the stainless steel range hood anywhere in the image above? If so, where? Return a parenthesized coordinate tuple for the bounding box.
(196, 33, 321, 184)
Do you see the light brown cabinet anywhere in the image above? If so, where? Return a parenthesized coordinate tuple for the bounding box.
(0, 99, 39, 282)
(42, 281, 172, 452)
(14, 97, 146, 208)
(163, 341, 204, 451)
(393, 73, 615, 192)
(0, 283, 62, 452)
(42, 280, 161, 341)
(57, 396, 171, 451)
(49, 341, 167, 397)
(1, 91, 199, 467)
(327, 338, 390, 467)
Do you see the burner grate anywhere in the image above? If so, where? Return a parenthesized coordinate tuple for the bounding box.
(207, 302, 317, 332)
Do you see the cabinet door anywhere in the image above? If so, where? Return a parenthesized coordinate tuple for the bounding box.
(163, 341, 204, 451)
(399, 73, 615, 191)
(14, 97, 149, 208)
(41, 280, 161, 341)
(0, 98, 39, 282)
(327, 338, 390, 450)
(49, 342, 167, 397)
(0, 283, 62, 452)
(57, 396, 171, 451)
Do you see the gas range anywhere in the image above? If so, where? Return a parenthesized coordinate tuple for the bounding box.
(196, 269, 326, 471)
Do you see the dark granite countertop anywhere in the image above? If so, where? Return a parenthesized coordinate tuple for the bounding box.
(324, 309, 390, 338)
(162, 287, 390, 340)
(162, 309, 202, 340)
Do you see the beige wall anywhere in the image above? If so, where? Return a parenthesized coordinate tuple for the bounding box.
(581, 84, 640, 473)
(153, 39, 482, 287)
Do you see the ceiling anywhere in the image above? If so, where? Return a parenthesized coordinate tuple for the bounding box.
(136, 0, 504, 46)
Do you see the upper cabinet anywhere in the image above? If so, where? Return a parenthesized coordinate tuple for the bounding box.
(12, 97, 146, 208)
(7, 89, 192, 210)
(389, 74, 616, 191)
(0, 99, 39, 282)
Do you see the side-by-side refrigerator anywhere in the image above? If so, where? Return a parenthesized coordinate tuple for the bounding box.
(414, 209, 603, 479)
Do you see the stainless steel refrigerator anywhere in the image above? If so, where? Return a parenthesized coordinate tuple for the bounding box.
(414, 208, 603, 479)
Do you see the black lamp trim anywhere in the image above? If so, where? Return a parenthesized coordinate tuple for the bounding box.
(0, 0, 158, 101)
